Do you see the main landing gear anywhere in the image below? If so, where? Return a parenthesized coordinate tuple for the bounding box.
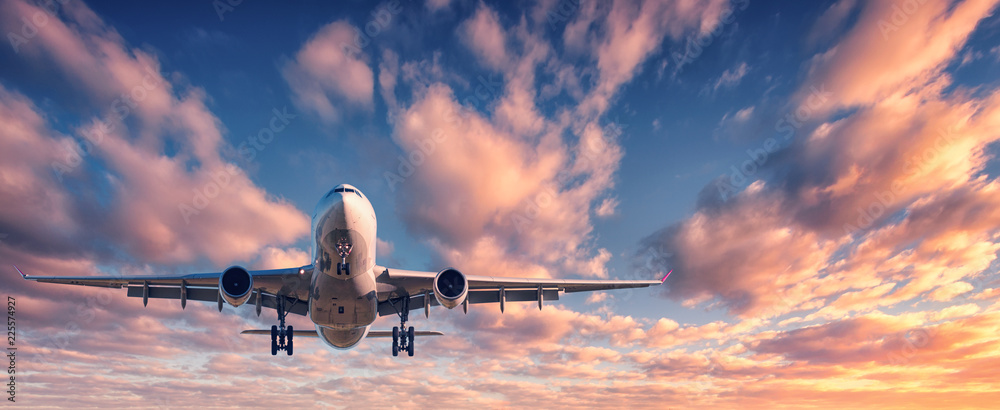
(270, 296, 295, 356)
(389, 296, 415, 357)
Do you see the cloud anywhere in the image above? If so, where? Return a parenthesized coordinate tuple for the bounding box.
(460, 2, 510, 71)
(426, 0, 453, 12)
(595, 197, 619, 217)
(0, 0, 309, 266)
(711, 61, 749, 91)
(795, 0, 1000, 111)
(379, 0, 734, 280)
(255, 247, 310, 270)
(283, 20, 375, 123)
(638, 0, 1000, 319)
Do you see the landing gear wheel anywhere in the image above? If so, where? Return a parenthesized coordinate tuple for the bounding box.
(336, 262, 351, 276)
(270, 325, 278, 356)
(286, 325, 294, 356)
(407, 327, 415, 357)
(392, 340, 399, 357)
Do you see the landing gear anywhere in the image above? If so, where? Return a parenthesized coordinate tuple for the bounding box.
(389, 296, 416, 357)
(337, 262, 351, 276)
(336, 238, 352, 276)
(392, 326, 414, 357)
(270, 296, 295, 356)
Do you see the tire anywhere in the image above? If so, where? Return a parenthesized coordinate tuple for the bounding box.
(270, 325, 278, 356)
(392, 326, 399, 344)
(286, 326, 294, 356)
(392, 340, 399, 357)
(407, 327, 415, 357)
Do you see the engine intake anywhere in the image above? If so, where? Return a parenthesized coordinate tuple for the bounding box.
(433, 268, 468, 309)
(219, 266, 253, 307)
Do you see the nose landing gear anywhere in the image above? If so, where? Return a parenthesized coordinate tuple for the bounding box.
(336, 238, 353, 276)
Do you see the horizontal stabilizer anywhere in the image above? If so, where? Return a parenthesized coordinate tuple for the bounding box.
(240, 329, 444, 338)
(241, 330, 320, 337)
(367, 330, 444, 337)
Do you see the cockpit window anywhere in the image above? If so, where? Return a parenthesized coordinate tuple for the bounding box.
(325, 186, 364, 199)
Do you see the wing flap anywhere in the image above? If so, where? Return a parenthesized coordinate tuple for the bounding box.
(126, 286, 310, 316)
(375, 289, 561, 316)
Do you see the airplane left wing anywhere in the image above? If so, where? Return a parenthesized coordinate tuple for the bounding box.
(15, 265, 313, 315)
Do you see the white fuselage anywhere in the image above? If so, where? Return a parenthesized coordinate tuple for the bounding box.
(308, 184, 378, 349)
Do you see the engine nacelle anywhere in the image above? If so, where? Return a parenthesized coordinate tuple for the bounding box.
(219, 266, 253, 307)
(433, 268, 468, 309)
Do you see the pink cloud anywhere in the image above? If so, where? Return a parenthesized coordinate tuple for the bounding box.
(0, 0, 310, 266)
(795, 0, 1000, 111)
(460, 3, 510, 71)
(283, 20, 375, 123)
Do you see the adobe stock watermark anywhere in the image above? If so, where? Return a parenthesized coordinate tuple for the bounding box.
(509, 187, 558, 234)
(383, 74, 503, 192)
(213, 0, 246, 22)
(877, 0, 929, 40)
(51, 65, 162, 182)
(842, 124, 960, 236)
(236, 107, 296, 163)
(341, 0, 404, 60)
(881, 326, 937, 365)
(580, 120, 628, 166)
(546, 0, 581, 29)
(178, 107, 295, 224)
(716, 85, 832, 200)
(507, 119, 627, 233)
(672, 0, 750, 73)
(6, 0, 68, 54)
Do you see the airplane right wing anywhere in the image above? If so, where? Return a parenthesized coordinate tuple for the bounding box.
(373, 266, 666, 317)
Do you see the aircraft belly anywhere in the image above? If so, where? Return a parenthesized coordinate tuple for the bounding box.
(309, 269, 377, 329)
(316, 325, 368, 349)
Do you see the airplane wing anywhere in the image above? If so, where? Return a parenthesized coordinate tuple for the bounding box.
(15, 265, 313, 315)
(373, 266, 665, 317)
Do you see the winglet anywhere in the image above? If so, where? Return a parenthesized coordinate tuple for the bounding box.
(13, 265, 26, 279)
(660, 269, 672, 283)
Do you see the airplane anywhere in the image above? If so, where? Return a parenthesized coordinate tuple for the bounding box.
(17, 184, 663, 357)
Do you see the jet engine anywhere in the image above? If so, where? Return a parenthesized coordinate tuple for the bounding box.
(219, 266, 253, 307)
(433, 268, 468, 309)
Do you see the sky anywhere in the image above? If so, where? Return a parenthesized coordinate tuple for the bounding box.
(1, 0, 1000, 407)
